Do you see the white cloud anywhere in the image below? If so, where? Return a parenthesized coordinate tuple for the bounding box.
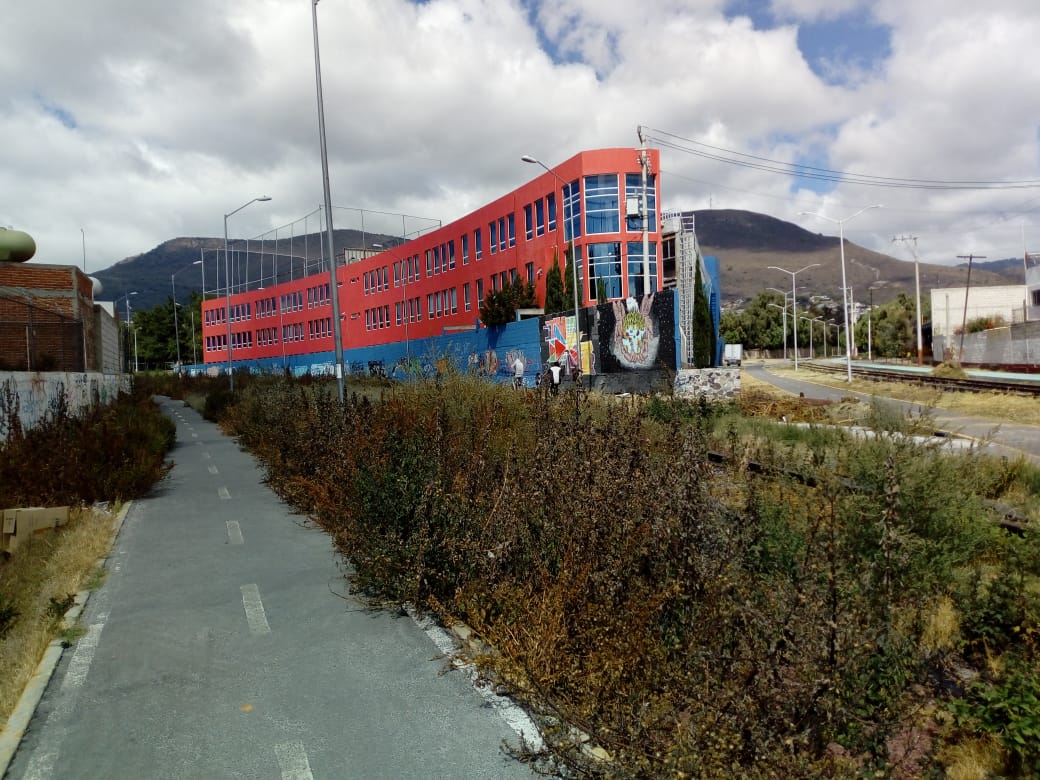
(2, 0, 1039, 276)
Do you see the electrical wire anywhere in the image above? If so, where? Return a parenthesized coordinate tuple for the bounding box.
(645, 127, 1040, 191)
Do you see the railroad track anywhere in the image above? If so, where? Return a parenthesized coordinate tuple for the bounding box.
(800, 361, 1040, 397)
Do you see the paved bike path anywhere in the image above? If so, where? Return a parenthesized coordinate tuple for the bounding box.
(747, 363, 1040, 465)
(6, 397, 535, 779)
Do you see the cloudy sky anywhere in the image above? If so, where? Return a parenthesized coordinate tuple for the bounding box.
(3, 0, 1039, 275)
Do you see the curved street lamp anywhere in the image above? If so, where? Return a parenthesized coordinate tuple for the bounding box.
(799, 205, 882, 381)
(768, 264, 819, 370)
(224, 197, 271, 389)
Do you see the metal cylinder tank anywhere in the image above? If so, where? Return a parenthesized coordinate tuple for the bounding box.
(0, 228, 37, 262)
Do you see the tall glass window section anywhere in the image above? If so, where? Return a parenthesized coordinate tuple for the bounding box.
(562, 180, 582, 244)
(626, 242, 658, 299)
(625, 174, 657, 232)
(587, 242, 622, 300)
(584, 174, 619, 234)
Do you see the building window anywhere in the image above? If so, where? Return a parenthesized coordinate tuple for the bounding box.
(451, 287, 458, 314)
(434, 245, 441, 275)
(626, 241, 658, 298)
(462, 234, 469, 264)
(563, 179, 582, 243)
(477, 278, 484, 306)
(394, 262, 400, 287)
(536, 199, 545, 236)
(548, 192, 557, 231)
(588, 242, 622, 300)
(428, 294, 434, 318)
(499, 217, 507, 251)
(524, 204, 533, 240)
(475, 228, 483, 260)
(508, 214, 516, 248)
(448, 240, 456, 269)
(526, 262, 535, 283)
(464, 282, 471, 311)
(396, 301, 402, 325)
(489, 221, 497, 254)
(625, 173, 657, 232)
(426, 249, 432, 276)
(585, 174, 620, 234)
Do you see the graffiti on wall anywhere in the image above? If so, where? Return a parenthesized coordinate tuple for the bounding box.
(544, 315, 580, 369)
(597, 290, 677, 373)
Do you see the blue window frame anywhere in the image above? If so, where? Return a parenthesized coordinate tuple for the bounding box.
(588, 242, 623, 300)
(489, 221, 497, 254)
(585, 174, 620, 234)
(548, 192, 557, 231)
(626, 241, 658, 298)
(448, 240, 456, 269)
(475, 228, 483, 260)
(563, 180, 582, 243)
(535, 199, 545, 236)
(508, 214, 515, 248)
(434, 245, 441, 274)
(498, 217, 507, 251)
(625, 173, 657, 232)
(524, 204, 533, 240)
(462, 234, 469, 264)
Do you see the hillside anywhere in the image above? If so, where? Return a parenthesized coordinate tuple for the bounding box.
(89, 210, 1024, 312)
(91, 229, 398, 311)
(692, 210, 1021, 306)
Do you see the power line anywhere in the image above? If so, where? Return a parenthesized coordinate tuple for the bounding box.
(645, 126, 1040, 191)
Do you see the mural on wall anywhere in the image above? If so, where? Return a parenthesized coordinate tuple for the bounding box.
(597, 290, 677, 373)
(544, 314, 586, 371)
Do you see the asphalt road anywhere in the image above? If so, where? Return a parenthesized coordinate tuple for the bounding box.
(746, 362, 1040, 465)
(6, 397, 537, 780)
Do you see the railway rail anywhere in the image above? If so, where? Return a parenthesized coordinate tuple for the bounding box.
(800, 361, 1040, 397)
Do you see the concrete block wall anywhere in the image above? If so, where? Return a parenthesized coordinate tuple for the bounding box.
(674, 368, 741, 400)
(932, 319, 1040, 370)
(0, 372, 131, 439)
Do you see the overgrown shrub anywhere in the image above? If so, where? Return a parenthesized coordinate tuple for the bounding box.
(216, 374, 1035, 777)
(0, 382, 174, 506)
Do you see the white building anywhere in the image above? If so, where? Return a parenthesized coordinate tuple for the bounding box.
(930, 285, 1027, 337)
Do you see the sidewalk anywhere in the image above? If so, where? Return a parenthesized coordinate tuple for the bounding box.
(5, 397, 536, 779)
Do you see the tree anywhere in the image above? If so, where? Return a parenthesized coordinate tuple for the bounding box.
(562, 244, 575, 308)
(544, 249, 567, 314)
(479, 279, 538, 327)
(692, 261, 715, 367)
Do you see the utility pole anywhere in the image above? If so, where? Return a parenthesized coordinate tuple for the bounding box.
(637, 126, 652, 297)
(893, 235, 924, 366)
(957, 253, 986, 364)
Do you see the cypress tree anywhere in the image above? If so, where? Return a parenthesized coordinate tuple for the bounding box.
(693, 261, 715, 368)
(544, 250, 566, 314)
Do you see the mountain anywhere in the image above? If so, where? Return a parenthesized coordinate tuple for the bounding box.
(89, 210, 1024, 313)
(691, 210, 1022, 307)
(91, 229, 400, 311)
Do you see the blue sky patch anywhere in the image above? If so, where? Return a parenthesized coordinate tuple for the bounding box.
(35, 94, 77, 129)
(725, 2, 891, 85)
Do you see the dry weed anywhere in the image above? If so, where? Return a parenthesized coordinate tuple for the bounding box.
(0, 505, 119, 724)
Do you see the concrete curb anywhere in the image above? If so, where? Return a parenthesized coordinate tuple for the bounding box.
(0, 501, 132, 777)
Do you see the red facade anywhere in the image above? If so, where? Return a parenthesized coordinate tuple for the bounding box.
(201, 147, 661, 365)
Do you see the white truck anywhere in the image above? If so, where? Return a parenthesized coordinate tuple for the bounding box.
(723, 343, 743, 367)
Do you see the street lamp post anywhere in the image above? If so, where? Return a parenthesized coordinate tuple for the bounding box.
(767, 303, 789, 358)
(312, 0, 346, 403)
(224, 197, 272, 390)
(800, 316, 816, 360)
(171, 259, 204, 371)
(118, 291, 138, 374)
(768, 264, 819, 370)
(800, 205, 882, 381)
(522, 155, 582, 379)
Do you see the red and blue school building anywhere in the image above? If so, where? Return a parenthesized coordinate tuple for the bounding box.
(199, 147, 716, 385)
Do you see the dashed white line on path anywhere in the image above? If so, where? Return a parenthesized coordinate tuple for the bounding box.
(202, 452, 211, 459)
(240, 584, 271, 635)
(21, 623, 106, 780)
(218, 487, 231, 500)
(208, 465, 219, 475)
(226, 521, 244, 545)
(274, 741, 314, 780)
